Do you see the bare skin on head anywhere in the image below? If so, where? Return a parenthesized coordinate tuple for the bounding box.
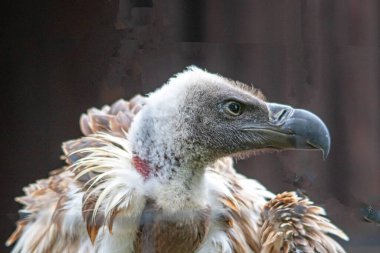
(8, 66, 347, 253)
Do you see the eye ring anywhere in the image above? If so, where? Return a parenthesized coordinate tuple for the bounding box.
(223, 101, 245, 116)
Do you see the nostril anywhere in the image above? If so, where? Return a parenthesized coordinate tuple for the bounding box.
(277, 109, 288, 121)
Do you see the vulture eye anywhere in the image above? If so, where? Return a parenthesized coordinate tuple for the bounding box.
(223, 101, 245, 116)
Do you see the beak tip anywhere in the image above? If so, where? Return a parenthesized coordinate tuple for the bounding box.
(322, 149, 329, 160)
(321, 133, 331, 160)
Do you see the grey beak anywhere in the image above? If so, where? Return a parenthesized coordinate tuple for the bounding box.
(267, 103, 331, 159)
(242, 103, 331, 159)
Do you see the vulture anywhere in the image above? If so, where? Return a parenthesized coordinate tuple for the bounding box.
(7, 66, 349, 253)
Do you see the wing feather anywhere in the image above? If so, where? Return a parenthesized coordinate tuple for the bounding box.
(200, 158, 273, 253)
(203, 161, 347, 253)
(8, 96, 147, 253)
(259, 192, 348, 253)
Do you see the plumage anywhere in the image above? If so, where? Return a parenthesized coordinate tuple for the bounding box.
(7, 66, 348, 253)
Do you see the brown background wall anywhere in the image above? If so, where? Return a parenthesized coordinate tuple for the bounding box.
(2, 0, 380, 252)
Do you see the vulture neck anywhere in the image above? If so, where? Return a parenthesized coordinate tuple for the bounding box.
(131, 150, 207, 182)
(130, 120, 210, 212)
(133, 149, 209, 212)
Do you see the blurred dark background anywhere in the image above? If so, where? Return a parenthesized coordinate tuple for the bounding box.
(1, 0, 380, 252)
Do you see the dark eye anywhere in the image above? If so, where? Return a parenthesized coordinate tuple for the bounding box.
(224, 101, 244, 116)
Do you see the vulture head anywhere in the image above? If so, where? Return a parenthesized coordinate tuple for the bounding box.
(129, 66, 330, 181)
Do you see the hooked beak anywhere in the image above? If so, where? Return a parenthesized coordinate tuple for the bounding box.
(242, 103, 331, 159)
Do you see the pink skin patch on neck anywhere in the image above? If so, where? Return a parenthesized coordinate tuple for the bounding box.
(132, 156, 151, 179)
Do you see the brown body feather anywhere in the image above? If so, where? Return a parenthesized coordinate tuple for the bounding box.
(134, 201, 211, 253)
(260, 192, 348, 253)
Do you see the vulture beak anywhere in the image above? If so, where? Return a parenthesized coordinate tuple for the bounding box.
(243, 103, 331, 159)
